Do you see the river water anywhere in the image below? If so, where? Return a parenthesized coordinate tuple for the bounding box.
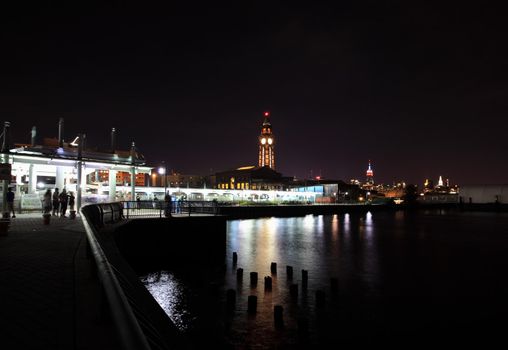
(141, 210, 508, 348)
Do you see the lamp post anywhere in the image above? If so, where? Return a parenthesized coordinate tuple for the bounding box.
(158, 162, 167, 197)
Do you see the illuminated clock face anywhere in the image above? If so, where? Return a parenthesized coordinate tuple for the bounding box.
(261, 138, 266, 144)
(267, 138, 273, 145)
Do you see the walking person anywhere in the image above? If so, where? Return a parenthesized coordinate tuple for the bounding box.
(6, 187, 15, 218)
(164, 191, 172, 217)
(68, 192, 75, 211)
(59, 189, 68, 217)
(43, 189, 52, 214)
(68, 191, 76, 219)
(176, 196, 182, 214)
(52, 188, 60, 216)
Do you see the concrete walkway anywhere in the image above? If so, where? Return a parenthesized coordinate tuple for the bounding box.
(0, 213, 118, 350)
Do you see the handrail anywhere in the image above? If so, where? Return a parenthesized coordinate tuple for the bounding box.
(120, 200, 219, 218)
(80, 203, 152, 350)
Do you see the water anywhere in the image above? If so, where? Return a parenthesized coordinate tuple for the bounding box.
(141, 210, 508, 347)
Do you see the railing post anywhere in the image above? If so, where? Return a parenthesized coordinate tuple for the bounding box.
(188, 201, 191, 216)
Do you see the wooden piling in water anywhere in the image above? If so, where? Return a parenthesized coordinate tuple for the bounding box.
(270, 262, 277, 274)
(248, 295, 257, 314)
(286, 265, 293, 280)
(290, 283, 298, 299)
(301, 269, 308, 289)
(250, 271, 258, 286)
(264, 276, 272, 291)
(236, 268, 243, 282)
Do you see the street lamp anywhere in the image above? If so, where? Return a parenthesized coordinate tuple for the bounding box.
(158, 162, 167, 197)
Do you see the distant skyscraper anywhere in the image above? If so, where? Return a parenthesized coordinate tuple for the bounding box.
(438, 175, 444, 187)
(258, 111, 275, 169)
(366, 160, 374, 186)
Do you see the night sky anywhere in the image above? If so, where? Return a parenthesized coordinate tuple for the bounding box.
(1, 2, 507, 185)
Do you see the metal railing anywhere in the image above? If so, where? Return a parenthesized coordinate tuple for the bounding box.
(121, 200, 219, 218)
(80, 203, 169, 350)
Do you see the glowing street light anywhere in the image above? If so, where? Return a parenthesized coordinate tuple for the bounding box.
(158, 162, 167, 197)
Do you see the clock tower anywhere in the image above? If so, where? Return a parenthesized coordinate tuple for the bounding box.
(258, 111, 275, 169)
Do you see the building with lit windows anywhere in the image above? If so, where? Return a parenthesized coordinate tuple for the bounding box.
(258, 112, 275, 169)
(215, 166, 288, 191)
(166, 172, 208, 188)
(89, 170, 146, 187)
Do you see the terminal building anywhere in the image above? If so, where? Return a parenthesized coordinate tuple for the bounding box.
(1, 119, 152, 211)
(215, 165, 289, 191)
(1, 117, 319, 212)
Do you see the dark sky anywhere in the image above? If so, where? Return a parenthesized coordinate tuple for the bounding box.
(1, 1, 507, 185)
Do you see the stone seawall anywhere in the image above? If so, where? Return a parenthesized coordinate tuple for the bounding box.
(114, 216, 227, 272)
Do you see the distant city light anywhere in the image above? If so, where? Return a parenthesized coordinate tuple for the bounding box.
(158, 167, 166, 175)
(264, 111, 270, 117)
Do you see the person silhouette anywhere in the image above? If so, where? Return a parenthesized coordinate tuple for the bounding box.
(6, 187, 15, 218)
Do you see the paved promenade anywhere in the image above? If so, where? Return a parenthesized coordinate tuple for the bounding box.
(0, 213, 118, 350)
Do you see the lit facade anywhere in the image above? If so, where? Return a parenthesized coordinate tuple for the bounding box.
(215, 166, 286, 191)
(1, 120, 151, 211)
(89, 170, 146, 187)
(258, 112, 275, 169)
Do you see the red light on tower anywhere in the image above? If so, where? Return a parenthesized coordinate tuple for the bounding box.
(264, 111, 270, 117)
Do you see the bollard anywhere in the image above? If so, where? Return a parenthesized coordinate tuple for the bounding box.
(316, 290, 326, 308)
(232, 252, 238, 264)
(236, 268, 243, 282)
(302, 269, 308, 289)
(274, 305, 284, 328)
(330, 277, 339, 295)
(226, 289, 236, 309)
(264, 276, 272, 291)
(69, 210, 76, 219)
(286, 265, 293, 280)
(270, 262, 277, 274)
(247, 295, 257, 314)
(290, 283, 298, 299)
(250, 272, 258, 286)
(43, 213, 51, 225)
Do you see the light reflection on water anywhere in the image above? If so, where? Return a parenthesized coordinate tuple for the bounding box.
(141, 272, 194, 332)
(140, 211, 508, 347)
